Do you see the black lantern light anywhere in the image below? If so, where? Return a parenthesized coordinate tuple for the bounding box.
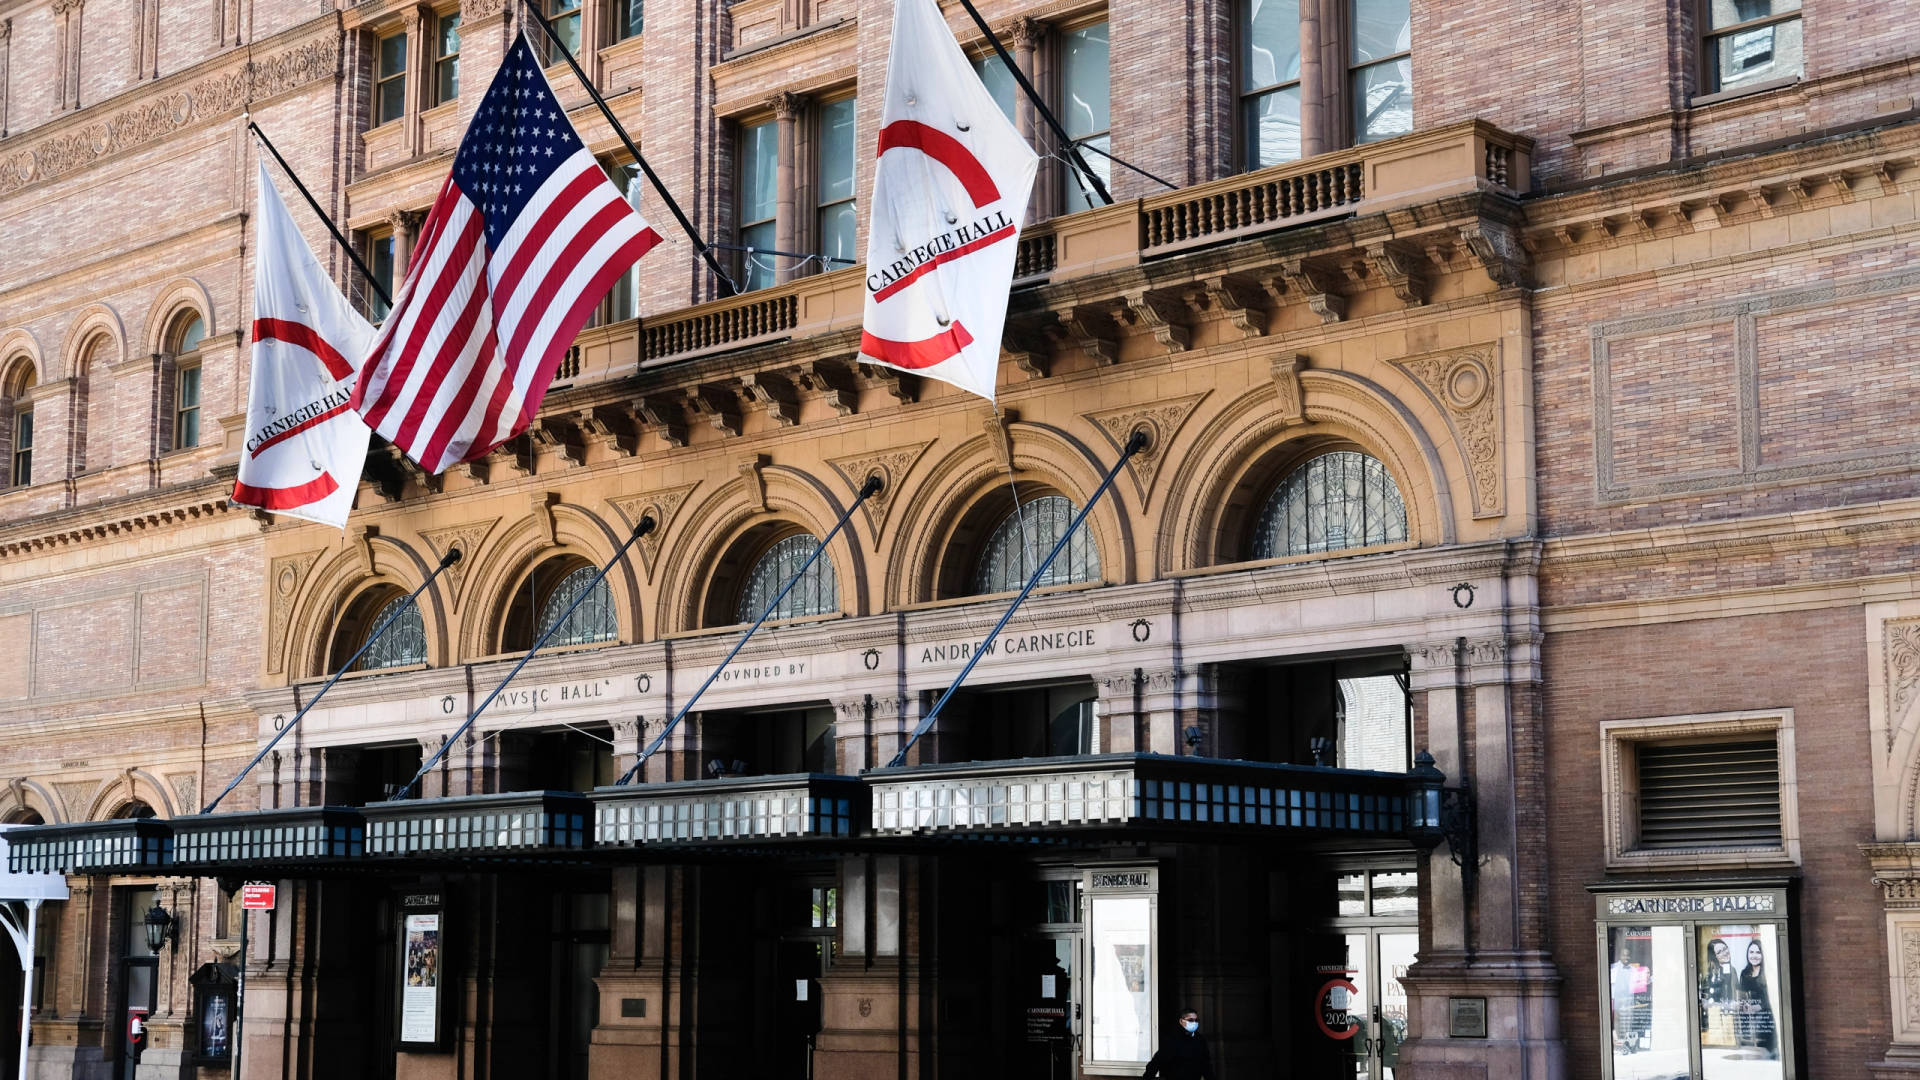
(1408, 750, 1446, 849)
(144, 899, 175, 954)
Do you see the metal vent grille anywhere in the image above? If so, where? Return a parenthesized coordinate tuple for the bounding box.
(1636, 739, 1781, 849)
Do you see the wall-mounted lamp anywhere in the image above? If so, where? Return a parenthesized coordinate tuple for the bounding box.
(1407, 750, 1478, 891)
(1183, 726, 1203, 752)
(144, 900, 177, 954)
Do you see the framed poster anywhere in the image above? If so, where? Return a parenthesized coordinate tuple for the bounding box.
(397, 891, 449, 1051)
(187, 963, 238, 1065)
(1083, 865, 1158, 1072)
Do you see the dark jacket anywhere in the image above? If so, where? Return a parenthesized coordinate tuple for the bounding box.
(1143, 1029, 1213, 1080)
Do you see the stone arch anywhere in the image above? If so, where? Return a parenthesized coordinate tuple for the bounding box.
(1157, 369, 1455, 575)
(288, 535, 448, 680)
(885, 422, 1134, 608)
(0, 329, 43, 387)
(0, 779, 61, 824)
(655, 466, 867, 635)
(142, 278, 216, 357)
(86, 770, 176, 821)
(58, 303, 126, 380)
(460, 502, 639, 658)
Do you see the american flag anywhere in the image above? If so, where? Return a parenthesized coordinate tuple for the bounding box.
(351, 36, 661, 473)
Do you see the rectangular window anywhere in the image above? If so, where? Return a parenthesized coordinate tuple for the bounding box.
(972, 52, 1017, 122)
(434, 13, 460, 105)
(600, 160, 642, 324)
(376, 32, 408, 126)
(1700, 0, 1801, 95)
(815, 96, 858, 271)
(1240, 0, 1302, 168)
(10, 406, 29, 487)
(366, 231, 396, 322)
(1349, 0, 1411, 144)
(613, 0, 642, 41)
(174, 364, 201, 450)
(1060, 21, 1111, 213)
(737, 118, 778, 292)
(544, 0, 582, 61)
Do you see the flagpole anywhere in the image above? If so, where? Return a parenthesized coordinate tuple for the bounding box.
(200, 547, 462, 814)
(950, 0, 1113, 207)
(517, 0, 741, 296)
(400, 515, 656, 799)
(249, 121, 394, 309)
(614, 476, 883, 785)
(886, 430, 1146, 768)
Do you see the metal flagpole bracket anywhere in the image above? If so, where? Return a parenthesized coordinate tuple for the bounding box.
(615, 475, 884, 786)
(200, 545, 464, 814)
(250, 121, 394, 309)
(885, 429, 1147, 769)
(516, 0, 741, 296)
(402, 515, 657, 799)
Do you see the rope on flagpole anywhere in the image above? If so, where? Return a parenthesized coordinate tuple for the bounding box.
(250, 121, 394, 309)
(517, 0, 742, 297)
(885, 429, 1147, 769)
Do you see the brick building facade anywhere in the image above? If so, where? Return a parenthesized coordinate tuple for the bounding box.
(0, 0, 1916, 1078)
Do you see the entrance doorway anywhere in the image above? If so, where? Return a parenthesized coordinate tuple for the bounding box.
(118, 887, 158, 1080)
(1316, 866, 1418, 1080)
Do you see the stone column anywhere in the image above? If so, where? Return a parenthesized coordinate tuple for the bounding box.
(402, 6, 425, 159)
(1095, 668, 1141, 752)
(386, 208, 424, 276)
(0, 19, 11, 138)
(771, 91, 805, 284)
(1298, 0, 1325, 157)
(51, 0, 82, 111)
(1007, 17, 1053, 220)
(1867, 844, 1920, 1077)
(591, 865, 684, 1079)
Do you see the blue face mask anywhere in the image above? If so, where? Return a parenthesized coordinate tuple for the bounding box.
(1183, 1020, 1199, 1034)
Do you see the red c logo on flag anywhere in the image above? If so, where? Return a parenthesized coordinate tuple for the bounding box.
(876, 121, 1001, 207)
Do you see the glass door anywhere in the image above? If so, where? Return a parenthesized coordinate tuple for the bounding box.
(1323, 868, 1418, 1080)
(1019, 933, 1079, 1080)
(119, 887, 158, 1080)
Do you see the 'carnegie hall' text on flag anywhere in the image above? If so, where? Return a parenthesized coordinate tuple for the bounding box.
(232, 160, 375, 529)
(351, 36, 662, 473)
(857, 0, 1039, 402)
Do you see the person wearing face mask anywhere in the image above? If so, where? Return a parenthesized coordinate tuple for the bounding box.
(1142, 1009, 1213, 1079)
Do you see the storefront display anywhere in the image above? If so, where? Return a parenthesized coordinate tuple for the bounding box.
(1084, 866, 1157, 1071)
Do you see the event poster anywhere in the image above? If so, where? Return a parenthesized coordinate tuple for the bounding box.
(400, 913, 441, 1044)
(1698, 924, 1782, 1079)
(1087, 895, 1153, 1064)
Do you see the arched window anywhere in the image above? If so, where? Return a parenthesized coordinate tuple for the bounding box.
(737, 534, 838, 622)
(1251, 450, 1407, 559)
(357, 594, 427, 671)
(2, 360, 34, 488)
(2, 807, 44, 826)
(973, 495, 1100, 595)
(538, 564, 618, 646)
(112, 801, 156, 820)
(166, 312, 206, 452)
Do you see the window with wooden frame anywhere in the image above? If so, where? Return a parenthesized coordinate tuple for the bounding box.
(814, 95, 858, 272)
(736, 117, 779, 292)
(3, 360, 33, 488)
(1698, 0, 1801, 96)
(542, 0, 583, 62)
(971, 51, 1018, 122)
(361, 228, 396, 322)
(611, 0, 642, 43)
(433, 11, 461, 105)
(166, 312, 206, 453)
(1059, 20, 1111, 213)
(596, 158, 642, 325)
(376, 31, 409, 125)
(1239, 0, 1302, 169)
(1349, 0, 1411, 144)
(1600, 710, 1800, 872)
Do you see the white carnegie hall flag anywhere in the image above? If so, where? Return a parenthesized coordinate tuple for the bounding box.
(232, 161, 375, 528)
(858, 0, 1039, 401)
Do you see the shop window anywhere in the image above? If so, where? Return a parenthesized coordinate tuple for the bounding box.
(735, 118, 779, 291)
(1699, 0, 1801, 96)
(1059, 22, 1111, 213)
(815, 96, 858, 271)
(376, 32, 408, 125)
(973, 494, 1100, 595)
(1239, 0, 1302, 168)
(434, 12, 461, 105)
(1601, 711, 1799, 872)
(1251, 450, 1408, 559)
(1593, 884, 1795, 1079)
(737, 533, 838, 622)
(1349, 0, 1411, 143)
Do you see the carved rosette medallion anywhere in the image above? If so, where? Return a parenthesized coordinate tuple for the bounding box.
(421, 518, 501, 608)
(1391, 346, 1503, 518)
(610, 483, 700, 577)
(826, 442, 933, 539)
(1080, 392, 1209, 508)
(267, 550, 323, 675)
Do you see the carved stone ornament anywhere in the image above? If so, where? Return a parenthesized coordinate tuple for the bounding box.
(52, 779, 97, 820)
(609, 482, 699, 576)
(267, 550, 323, 675)
(1905, 928, 1920, 1026)
(1392, 346, 1503, 518)
(420, 518, 501, 608)
(826, 441, 932, 539)
(1080, 392, 1208, 508)
(1271, 355, 1306, 427)
(1889, 618, 1920, 752)
(0, 35, 339, 199)
(168, 773, 196, 813)
(461, 0, 509, 22)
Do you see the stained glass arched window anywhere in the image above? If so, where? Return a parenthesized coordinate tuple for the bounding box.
(357, 594, 427, 670)
(539, 565, 618, 646)
(1251, 450, 1407, 559)
(737, 534, 838, 622)
(973, 495, 1100, 595)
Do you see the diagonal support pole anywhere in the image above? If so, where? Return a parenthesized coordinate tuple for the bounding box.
(250, 121, 393, 309)
(951, 0, 1112, 206)
(402, 515, 656, 798)
(517, 0, 740, 295)
(615, 476, 883, 785)
(201, 547, 463, 814)
(886, 430, 1147, 768)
